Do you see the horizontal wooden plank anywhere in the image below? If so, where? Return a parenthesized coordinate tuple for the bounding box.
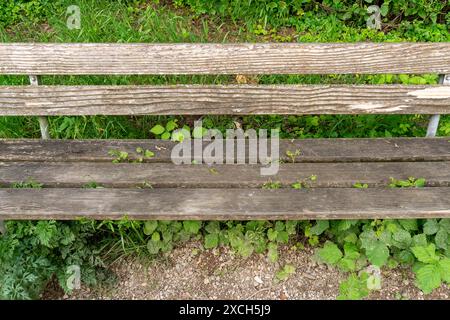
(1, 85, 450, 115)
(0, 138, 449, 163)
(1, 187, 449, 219)
(1, 161, 449, 188)
(0, 43, 449, 75)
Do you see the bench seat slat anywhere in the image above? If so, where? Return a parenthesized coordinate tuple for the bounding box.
(1, 187, 449, 220)
(1, 138, 449, 163)
(1, 161, 450, 188)
(1, 85, 450, 115)
(1, 43, 449, 75)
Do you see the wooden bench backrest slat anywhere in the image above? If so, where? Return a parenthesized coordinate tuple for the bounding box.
(1, 84, 450, 115)
(0, 43, 449, 75)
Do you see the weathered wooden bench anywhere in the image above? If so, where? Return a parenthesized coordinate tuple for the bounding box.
(0, 43, 449, 225)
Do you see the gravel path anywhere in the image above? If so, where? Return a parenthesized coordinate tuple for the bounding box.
(46, 241, 449, 300)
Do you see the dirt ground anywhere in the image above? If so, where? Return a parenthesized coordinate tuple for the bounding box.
(45, 241, 450, 300)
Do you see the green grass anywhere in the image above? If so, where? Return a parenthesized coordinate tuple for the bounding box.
(0, 0, 449, 140)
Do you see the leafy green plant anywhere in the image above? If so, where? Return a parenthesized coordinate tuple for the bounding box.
(276, 264, 296, 281)
(411, 244, 450, 294)
(389, 177, 426, 188)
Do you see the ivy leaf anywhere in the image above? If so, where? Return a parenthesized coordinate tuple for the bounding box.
(411, 244, 439, 264)
(150, 124, 165, 135)
(317, 241, 343, 265)
(415, 264, 441, 294)
(310, 220, 329, 235)
(366, 242, 389, 267)
(423, 219, 439, 235)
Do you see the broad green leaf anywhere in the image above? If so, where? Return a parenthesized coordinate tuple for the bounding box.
(192, 126, 206, 139)
(337, 220, 358, 231)
(411, 244, 439, 264)
(274, 221, 285, 232)
(161, 131, 171, 140)
(338, 257, 356, 271)
(337, 273, 369, 300)
(147, 240, 161, 254)
(415, 264, 441, 294)
(310, 220, 329, 235)
(285, 221, 298, 235)
(439, 258, 450, 284)
(397, 250, 415, 264)
(398, 219, 418, 231)
(183, 221, 202, 234)
(423, 219, 439, 235)
(359, 230, 378, 251)
(150, 124, 165, 135)
(143, 221, 158, 236)
(276, 231, 289, 244)
(435, 229, 448, 250)
(438, 258, 450, 283)
(392, 229, 412, 249)
(151, 231, 160, 241)
(439, 219, 450, 232)
(267, 228, 278, 242)
(205, 221, 220, 234)
(343, 242, 360, 260)
(366, 242, 389, 267)
(317, 241, 343, 265)
(412, 233, 427, 247)
(165, 120, 178, 132)
(144, 150, 154, 158)
(204, 233, 219, 249)
(267, 242, 278, 263)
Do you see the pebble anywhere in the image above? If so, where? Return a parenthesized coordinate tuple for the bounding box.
(254, 276, 263, 284)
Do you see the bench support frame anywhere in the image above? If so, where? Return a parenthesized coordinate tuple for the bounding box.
(426, 74, 448, 137)
(29, 75, 50, 140)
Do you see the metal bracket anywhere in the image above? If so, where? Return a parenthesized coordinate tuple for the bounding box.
(29, 75, 50, 139)
(426, 74, 449, 137)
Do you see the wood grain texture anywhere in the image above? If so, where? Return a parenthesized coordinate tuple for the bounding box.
(1, 187, 449, 220)
(1, 85, 450, 115)
(0, 43, 449, 75)
(1, 138, 449, 163)
(1, 161, 449, 188)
